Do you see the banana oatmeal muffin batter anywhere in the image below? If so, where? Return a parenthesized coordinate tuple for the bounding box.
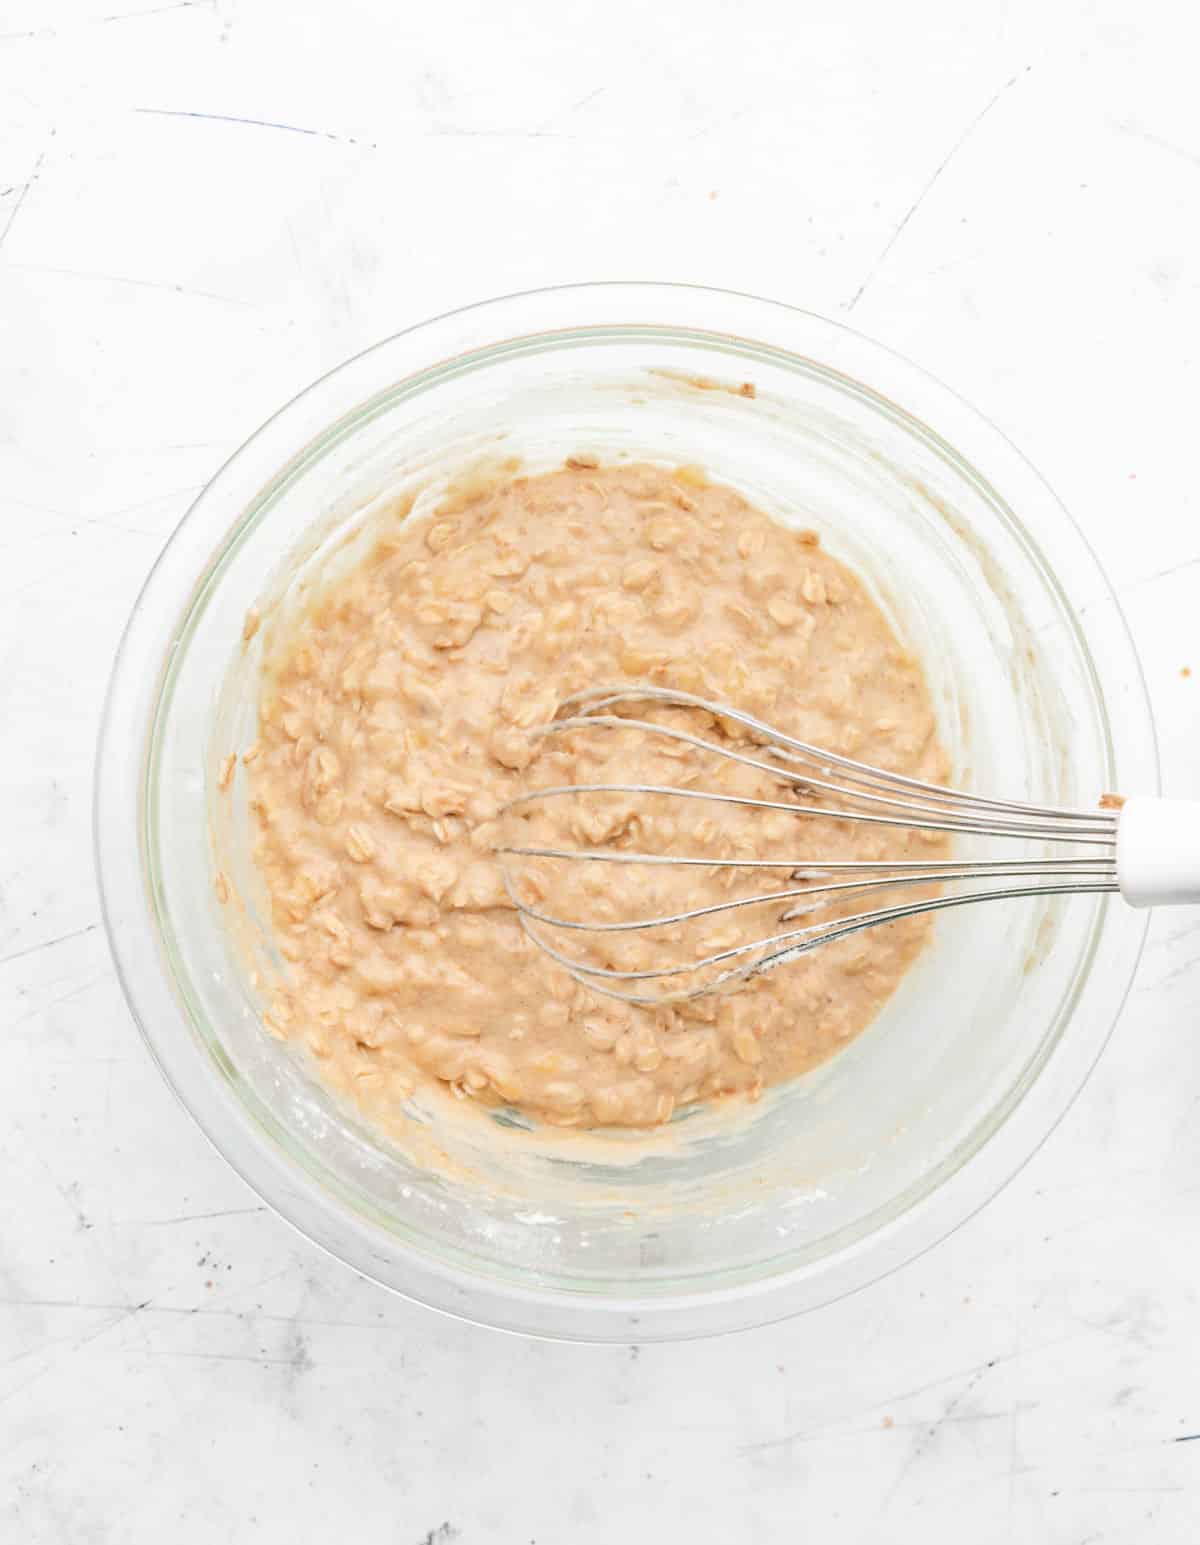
(246, 462, 949, 1129)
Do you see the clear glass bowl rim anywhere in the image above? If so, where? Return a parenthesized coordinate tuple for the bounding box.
(94, 281, 1157, 1342)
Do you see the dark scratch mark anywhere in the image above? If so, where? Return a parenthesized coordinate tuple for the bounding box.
(1113, 121, 1200, 172)
(1079, 1485, 1184, 1494)
(123, 1206, 268, 1227)
(15, 1129, 96, 1235)
(567, 86, 606, 116)
(1155, 951, 1200, 989)
(283, 1326, 314, 1388)
(0, 1299, 137, 1314)
(8, 493, 85, 519)
(0, 922, 99, 969)
(133, 106, 373, 148)
(0, 1298, 158, 1411)
(162, 1351, 305, 1364)
(9, 972, 111, 1031)
(876, 1364, 993, 1505)
(92, 483, 206, 519)
(2, 481, 205, 551)
(6, 495, 155, 540)
(2, 561, 95, 608)
(1120, 554, 1200, 594)
(739, 1401, 1005, 1455)
(736, 1425, 850, 1456)
(0, 151, 45, 253)
(212, 1262, 295, 1304)
(845, 1352, 1011, 1412)
(43, 1055, 131, 1067)
(0, 1297, 410, 1334)
(63, 1181, 92, 1233)
(100, 1, 203, 20)
(76, 1301, 151, 1346)
(417, 1525, 458, 1545)
(1075, 556, 1200, 623)
(1, 1324, 95, 1374)
(10, 262, 256, 308)
(689, 103, 753, 142)
(1005, 1369, 1021, 1530)
(846, 67, 1029, 312)
(283, 215, 305, 278)
(114, 439, 231, 456)
(1156, 917, 1200, 949)
(873, 1410, 1008, 1436)
(747, 1359, 1017, 1510)
(535, 85, 606, 134)
(0, 1364, 66, 1412)
(427, 127, 573, 141)
(1173, 1432, 1200, 1443)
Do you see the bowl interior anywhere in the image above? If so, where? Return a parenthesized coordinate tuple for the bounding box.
(102, 290, 1153, 1339)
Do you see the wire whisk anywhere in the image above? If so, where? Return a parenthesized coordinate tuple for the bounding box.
(495, 686, 1198, 1005)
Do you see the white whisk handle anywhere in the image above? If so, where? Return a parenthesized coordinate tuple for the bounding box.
(1117, 797, 1200, 908)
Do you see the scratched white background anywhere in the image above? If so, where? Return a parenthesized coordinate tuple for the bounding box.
(3, 1, 1200, 1539)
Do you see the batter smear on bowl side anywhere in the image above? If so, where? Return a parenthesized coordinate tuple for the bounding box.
(245, 462, 950, 1129)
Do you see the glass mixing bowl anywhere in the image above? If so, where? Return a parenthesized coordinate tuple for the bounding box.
(95, 283, 1156, 1340)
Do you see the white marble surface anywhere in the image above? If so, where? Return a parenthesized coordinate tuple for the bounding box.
(3, 1, 1200, 1538)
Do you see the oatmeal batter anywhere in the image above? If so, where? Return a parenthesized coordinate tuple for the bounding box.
(246, 462, 949, 1129)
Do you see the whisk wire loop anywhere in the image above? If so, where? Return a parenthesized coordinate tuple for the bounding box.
(495, 687, 1121, 1004)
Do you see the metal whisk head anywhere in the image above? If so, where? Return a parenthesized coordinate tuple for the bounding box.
(495, 686, 1120, 1005)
